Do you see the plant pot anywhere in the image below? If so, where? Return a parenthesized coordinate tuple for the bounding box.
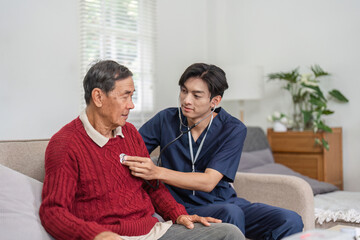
(273, 121, 287, 132)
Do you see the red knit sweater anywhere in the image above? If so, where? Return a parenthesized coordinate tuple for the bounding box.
(39, 117, 187, 240)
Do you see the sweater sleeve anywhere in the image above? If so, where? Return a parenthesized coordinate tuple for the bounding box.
(133, 127, 188, 222)
(39, 138, 108, 240)
(144, 180, 188, 222)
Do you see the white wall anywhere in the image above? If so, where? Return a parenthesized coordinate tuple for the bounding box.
(0, 0, 80, 140)
(155, 0, 209, 111)
(156, 0, 360, 191)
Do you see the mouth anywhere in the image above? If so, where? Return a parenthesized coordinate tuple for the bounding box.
(182, 106, 193, 112)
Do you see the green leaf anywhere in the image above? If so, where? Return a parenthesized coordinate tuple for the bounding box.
(322, 138, 330, 151)
(315, 138, 329, 150)
(302, 110, 312, 124)
(268, 68, 299, 83)
(322, 109, 334, 115)
(311, 65, 330, 78)
(318, 121, 333, 133)
(314, 138, 322, 145)
(284, 83, 291, 91)
(309, 97, 326, 108)
(304, 84, 326, 101)
(329, 89, 349, 102)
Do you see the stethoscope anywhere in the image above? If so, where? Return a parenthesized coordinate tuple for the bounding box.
(120, 104, 217, 190)
(152, 104, 217, 190)
(158, 104, 216, 167)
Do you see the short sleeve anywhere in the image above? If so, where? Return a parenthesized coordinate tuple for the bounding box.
(139, 112, 162, 154)
(207, 125, 247, 182)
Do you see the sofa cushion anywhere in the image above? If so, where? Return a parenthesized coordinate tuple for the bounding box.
(241, 163, 338, 195)
(242, 127, 270, 152)
(0, 164, 53, 240)
(238, 148, 274, 170)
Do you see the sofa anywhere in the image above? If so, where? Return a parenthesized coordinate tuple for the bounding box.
(0, 127, 315, 239)
(238, 128, 338, 196)
(238, 128, 360, 230)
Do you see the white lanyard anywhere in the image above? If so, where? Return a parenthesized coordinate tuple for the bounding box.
(188, 113, 214, 195)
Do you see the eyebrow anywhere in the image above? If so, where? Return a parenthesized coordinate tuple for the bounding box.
(122, 89, 135, 95)
(181, 86, 205, 94)
(191, 90, 205, 94)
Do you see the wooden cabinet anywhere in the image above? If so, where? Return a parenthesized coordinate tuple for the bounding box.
(267, 128, 343, 189)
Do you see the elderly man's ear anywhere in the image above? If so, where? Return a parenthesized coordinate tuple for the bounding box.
(91, 88, 104, 107)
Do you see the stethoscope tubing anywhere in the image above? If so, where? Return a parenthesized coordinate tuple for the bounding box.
(145, 105, 216, 190)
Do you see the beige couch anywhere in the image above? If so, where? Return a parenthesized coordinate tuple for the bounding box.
(0, 139, 315, 237)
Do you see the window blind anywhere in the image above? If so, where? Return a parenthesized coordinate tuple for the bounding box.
(80, 0, 156, 127)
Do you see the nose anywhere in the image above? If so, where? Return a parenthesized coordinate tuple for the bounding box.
(128, 98, 135, 109)
(182, 93, 192, 105)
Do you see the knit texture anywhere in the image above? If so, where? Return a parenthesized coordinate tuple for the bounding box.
(39, 118, 187, 240)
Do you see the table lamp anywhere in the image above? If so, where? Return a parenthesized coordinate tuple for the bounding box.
(222, 65, 264, 122)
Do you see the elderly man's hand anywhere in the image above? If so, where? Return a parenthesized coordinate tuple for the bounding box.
(93, 231, 123, 240)
(176, 214, 222, 229)
(122, 156, 160, 180)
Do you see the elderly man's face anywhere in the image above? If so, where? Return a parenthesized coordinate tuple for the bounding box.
(100, 77, 135, 128)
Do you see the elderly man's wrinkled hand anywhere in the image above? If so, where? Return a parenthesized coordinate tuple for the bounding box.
(93, 231, 123, 240)
(176, 214, 222, 229)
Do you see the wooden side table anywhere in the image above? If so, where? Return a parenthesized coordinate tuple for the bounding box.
(267, 128, 343, 189)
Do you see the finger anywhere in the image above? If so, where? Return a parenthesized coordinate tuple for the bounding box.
(122, 159, 141, 164)
(129, 166, 147, 174)
(124, 162, 146, 169)
(125, 162, 140, 168)
(191, 215, 210, 227)
(178, 215, 194, 229)
(204, 217, 222, 223)
(184, 218, 195, 229)
(198, 217, 211, 227)
(124, 156, 147, 163)
(131, 171, 152, 180)
(191, 215, 219, 226)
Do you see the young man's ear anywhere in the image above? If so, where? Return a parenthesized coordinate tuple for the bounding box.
(91, 88, 104, 107)
(211, 95, 222, 109)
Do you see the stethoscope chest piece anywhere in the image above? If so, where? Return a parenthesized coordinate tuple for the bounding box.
(119, 153, 126, 164)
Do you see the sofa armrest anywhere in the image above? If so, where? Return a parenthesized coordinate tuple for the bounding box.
(233, 172, 315, 231)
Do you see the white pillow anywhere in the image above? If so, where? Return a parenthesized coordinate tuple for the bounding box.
(0, 164, 53, 240)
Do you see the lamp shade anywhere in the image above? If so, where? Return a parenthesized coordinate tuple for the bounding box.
(222, 65, 264, 101)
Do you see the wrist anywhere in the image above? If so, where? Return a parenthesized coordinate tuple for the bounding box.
(155, 166, 164, 180)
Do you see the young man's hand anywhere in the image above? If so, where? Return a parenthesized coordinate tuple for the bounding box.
(176, 214, 222, 229)
(122, 156, 160, 180)
(93, 231, 123, 240)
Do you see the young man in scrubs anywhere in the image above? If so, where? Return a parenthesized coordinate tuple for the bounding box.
(122, 63, 304, 240)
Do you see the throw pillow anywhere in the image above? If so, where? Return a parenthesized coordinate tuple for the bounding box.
(0, 164, 53, 240)
(241, 163, 338, 195)
(238, 148, 275, 171)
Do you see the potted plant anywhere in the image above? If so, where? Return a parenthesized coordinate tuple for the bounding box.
(268, 65, 349, 150)
(267, 111, 291, 132)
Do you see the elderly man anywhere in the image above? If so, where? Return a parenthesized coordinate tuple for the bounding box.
(39, 60, 244, 240)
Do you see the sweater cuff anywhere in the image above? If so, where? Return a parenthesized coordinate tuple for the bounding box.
(168, 206, 188, 223)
